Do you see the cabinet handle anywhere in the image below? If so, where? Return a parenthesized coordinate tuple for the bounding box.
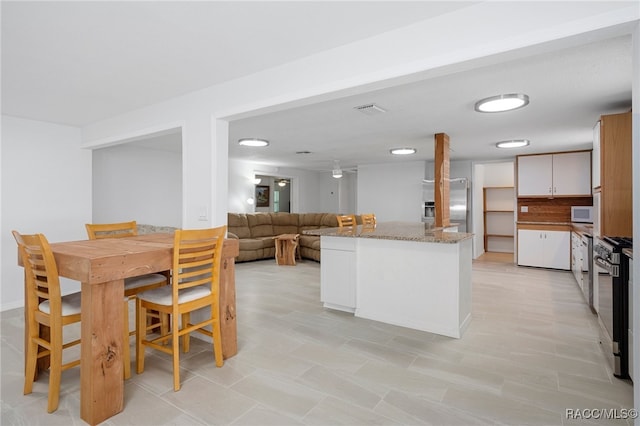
(549, 187, 552, 193)
(554, 187, 557, 193)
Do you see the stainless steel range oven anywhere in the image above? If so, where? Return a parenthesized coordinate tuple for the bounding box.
(594, 236, 633, 379)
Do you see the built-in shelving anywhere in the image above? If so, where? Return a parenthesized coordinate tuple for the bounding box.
(483, 186, 515, 253)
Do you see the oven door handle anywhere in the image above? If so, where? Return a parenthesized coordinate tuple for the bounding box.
(595, 255, 619, 277)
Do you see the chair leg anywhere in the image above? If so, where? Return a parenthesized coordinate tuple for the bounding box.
(135, 299, 146, 375)
(47, 328, 62, 413)
(212, 315, 224, 368)
(122, 300, 131, 380)
(23, 336, 38, 395)
(160, 312, 169, 339)
(181, 313, 190, 353)
(172, 312, 181, 391)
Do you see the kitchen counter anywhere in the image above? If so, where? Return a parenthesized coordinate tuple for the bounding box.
(517, 221, 593, 237)
(303, 221, 472, 244)
(313, 221, 472, 338)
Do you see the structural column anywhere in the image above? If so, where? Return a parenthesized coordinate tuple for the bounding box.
(434, 132, 450, 228)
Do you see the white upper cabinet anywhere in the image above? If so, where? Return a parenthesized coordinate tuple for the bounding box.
(552, 151, 591, 196)
(517, 154, 553, 196)
(517, 151, 591, 197)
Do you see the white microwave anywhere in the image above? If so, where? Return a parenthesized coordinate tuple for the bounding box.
(571, 206, 593, 223)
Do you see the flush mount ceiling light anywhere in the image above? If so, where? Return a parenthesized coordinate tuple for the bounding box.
(390, 147, 417, 155)
(278, 180, 287, 187)
(238, 138, 269, 147)
(496, 139, 530, 149)
(251, 177, 262, 185)
(474, 93, 529, 113)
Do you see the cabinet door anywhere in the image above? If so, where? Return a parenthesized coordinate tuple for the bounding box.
(552, 151, 591, 196)
(320, 237, 356, 311)
(518, 155, 553, 196)
(517, 229, 543, 267)
(592, 121, 600, 189)
(542, 231, 570, 270)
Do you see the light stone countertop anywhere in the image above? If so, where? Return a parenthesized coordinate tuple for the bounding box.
(303, 221, 473, 244)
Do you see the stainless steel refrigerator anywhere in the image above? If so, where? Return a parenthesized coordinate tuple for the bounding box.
(421, 178, 469, 232)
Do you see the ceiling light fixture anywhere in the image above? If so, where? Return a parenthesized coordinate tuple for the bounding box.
(390, 147, 417, 155)
(238, 138, 269, 147)
(474, 93, 529, 113)
(496, 139, 530, 149)
(251, 177, 262, 185)
(332, 160, 343, 179)
(278, 180, 287, 187)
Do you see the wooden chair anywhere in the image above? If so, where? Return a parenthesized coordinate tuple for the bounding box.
(336, 214, 357, 227)
(361, 213, 376, 226)
(13, 231, 81, 413)
(85, 220, 169, 379)
(136, 226, 226, 391)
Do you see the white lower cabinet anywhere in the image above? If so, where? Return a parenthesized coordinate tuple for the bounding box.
(518, 229, 570, 270)
(320, 236, 356, 312)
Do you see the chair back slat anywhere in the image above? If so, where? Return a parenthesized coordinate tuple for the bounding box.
(337, 214, 357, 227)
(85, 221, 137, 239)
(172, 226, 226, 295)
(361, 214, 376, 225)
(13, 231, 62, 315)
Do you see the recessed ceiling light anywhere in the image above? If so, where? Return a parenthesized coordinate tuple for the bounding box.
(496, 139, 530, 149)
(390, 147, 417, 155)
(474, 94, 529, 113)
(238, 138, 269, 147)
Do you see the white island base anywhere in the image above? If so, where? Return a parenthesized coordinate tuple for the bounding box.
(319, 228, 472, 339)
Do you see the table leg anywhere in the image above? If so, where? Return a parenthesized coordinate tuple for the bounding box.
(219, 256, 237, 359)
(80, 280, 124, 425)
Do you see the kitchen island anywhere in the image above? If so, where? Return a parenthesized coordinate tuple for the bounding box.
(304, 222, 473, 338)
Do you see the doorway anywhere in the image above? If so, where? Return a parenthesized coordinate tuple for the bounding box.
(255, 174, 292, 213)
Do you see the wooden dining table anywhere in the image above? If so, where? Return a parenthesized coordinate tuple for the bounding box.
(21, 233, 239, 425)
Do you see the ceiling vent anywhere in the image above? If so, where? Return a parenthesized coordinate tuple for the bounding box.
(354, 103, 387, 115)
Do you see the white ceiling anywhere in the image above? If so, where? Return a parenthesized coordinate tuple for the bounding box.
(1, 2, 634, 171)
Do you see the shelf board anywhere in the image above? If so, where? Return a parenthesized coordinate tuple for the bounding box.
(486, 234, 514, 238)
(484, 210, 514, 213)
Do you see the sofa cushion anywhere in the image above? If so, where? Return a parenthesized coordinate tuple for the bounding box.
(298, 213, 326, 231)
(299, 235, 320, 250)
(320, 213, 339, 228)
(247, 213, 274, 238)
(239, 238, 268, 251)
(271, 213, 300, 235)
(228, 213, 251, 239)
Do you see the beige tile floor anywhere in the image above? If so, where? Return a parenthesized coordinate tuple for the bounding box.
(1, 254, 634, 425)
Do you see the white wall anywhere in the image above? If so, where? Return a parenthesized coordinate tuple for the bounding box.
(92, 143, 182, 227)
(1, 116, 92, 310)
(228, 158, 327, 213)
(358, 161, 424, 222)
